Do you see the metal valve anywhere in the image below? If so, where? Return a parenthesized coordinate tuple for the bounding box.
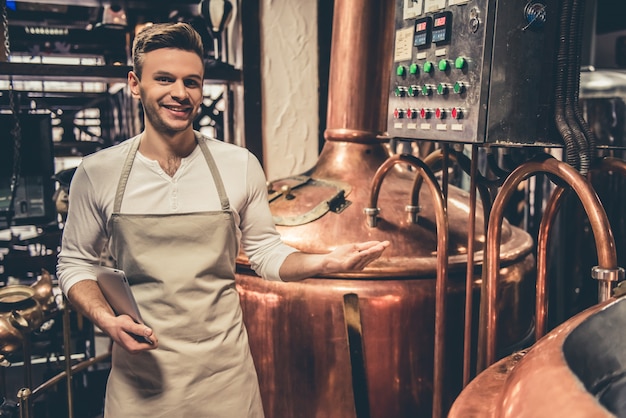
(363, 207, 380, 227)
(405, 205, 421, 224)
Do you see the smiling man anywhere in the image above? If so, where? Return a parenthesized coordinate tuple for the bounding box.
(57, 22, 389, 418)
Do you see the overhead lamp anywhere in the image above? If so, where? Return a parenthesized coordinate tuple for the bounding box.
(200, 0, 233, 61)
(96, 4, 128, 29)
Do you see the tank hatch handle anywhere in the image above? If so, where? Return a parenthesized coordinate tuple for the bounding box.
(269, 176, 353, 226)
(328, 189, 351, 214)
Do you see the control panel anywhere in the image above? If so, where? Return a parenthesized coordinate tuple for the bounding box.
(388, 0, 560, 145)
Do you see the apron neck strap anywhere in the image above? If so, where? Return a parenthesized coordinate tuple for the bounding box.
(113, 132, 231, 213)
(114, 135, 142, 213)
(196, 132, 230, 211)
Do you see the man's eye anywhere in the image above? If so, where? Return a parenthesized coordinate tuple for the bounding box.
(156, 77, 172, 83)
(185, 80, 200, 88)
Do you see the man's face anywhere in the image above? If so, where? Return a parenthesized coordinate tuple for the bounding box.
(129, 48, 204, 135)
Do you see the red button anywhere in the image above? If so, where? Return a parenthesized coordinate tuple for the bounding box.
(394, 108, 405, 119)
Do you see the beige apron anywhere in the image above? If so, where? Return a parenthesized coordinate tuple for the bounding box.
(104, 134, 264, 417)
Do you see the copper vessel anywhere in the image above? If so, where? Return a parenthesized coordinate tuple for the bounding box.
(449, 296, 626, 418)
(235, 0, 535, 416)
(0, 271, 57, 361)
(451, 154, 626, 416)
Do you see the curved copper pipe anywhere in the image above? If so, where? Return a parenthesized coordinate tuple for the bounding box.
(409, 149, 444, 210)
(18, 352, 112, 418)
(32, 352, 112, 399)
(366, 153, 449, 418)
(479, 156, 619, 371)
(409, 149, 491, 224)
(406, 147, 489, 386)
(535, 185, 568, 340)
(535, 156, 626, 341)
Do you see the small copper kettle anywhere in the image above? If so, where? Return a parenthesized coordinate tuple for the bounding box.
(0, 270, 56, 358)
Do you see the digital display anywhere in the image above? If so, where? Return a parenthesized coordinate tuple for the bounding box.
(413, 17, 432, 48)
(432, 11, 452, 43)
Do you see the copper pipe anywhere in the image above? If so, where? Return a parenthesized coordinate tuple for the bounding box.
(463, 145, 479, 387)
(593, 156, 626, 177)
(535, 185, 568, 340)
(588, 157, 626, 300)
(406, 150, 444, 222)
(17, 388, 31, 418)
(63, 299, 74, 418)
(406, 146, 484, 386)
(535, 157, 626, 341)
(324, 0, 395, 143)
(21, 336, 31, 396)
(405, 149, 444, 223)
(31, 352, 112, 399)
(409, 149, 491, 225)
(479, 156, 620, 371)
(405, 146, 489, 385)
(441, 144, 449, 202)
(365, 153, 449, 418)
(17, 352, 112, 418)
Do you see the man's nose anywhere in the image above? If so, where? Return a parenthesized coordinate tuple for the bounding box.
(170, 80, 188, 99)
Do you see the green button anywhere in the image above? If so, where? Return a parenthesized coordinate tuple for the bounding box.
(409, 63, 419, 75)
(394, 86, 405, 96)
(438, 59, 448, 71)
(421, 85, 431, 96)
(453, 81, 464, 94)
(408, 85, 419, 96)
(455, 57, 466, 69)
(437, 83, 447, 95)
(423, 61, 433, 73)
(396, 65, 405, 76)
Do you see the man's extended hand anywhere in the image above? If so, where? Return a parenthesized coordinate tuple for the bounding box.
(279, 240, 391, 282)
(324, 240, 391, 272)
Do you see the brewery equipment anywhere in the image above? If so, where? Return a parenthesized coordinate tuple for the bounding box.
(235, 0, 542, 416)
(387, 0, 560, 145)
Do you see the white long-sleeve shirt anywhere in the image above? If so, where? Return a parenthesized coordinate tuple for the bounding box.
(57, 133, 297, 295)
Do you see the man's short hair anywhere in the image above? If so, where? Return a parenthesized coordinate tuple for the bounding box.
(132, 22, 204, 79)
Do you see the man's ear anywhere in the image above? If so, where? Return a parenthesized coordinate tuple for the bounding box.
(128, 71, 141, 99)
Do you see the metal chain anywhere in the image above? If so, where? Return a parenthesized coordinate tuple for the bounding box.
(1, 0, 23, 225)
(1, 0, 10, 58)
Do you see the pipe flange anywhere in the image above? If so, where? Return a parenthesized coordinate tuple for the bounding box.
(404, 205, 421, 214)
(363, 207, 380, 228)
(591, 266, 625, 282)
(405, 205, 421, 224)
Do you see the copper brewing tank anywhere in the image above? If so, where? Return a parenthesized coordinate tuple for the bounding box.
(449, 296, 626, 418)
(235, 0, 535, 417)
